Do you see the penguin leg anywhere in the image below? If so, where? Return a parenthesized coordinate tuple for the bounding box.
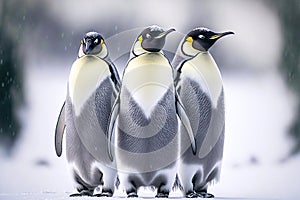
(154, 175, 172, 198)
(119, 173, 139, 198)
(191, 171, 215, 198)
(127, 189, 138, 198)
(178, 167, 196, 198)
(156, 182, 170, 198)
(97, 168, 116, 197)
(194, 166, 220, 198)
(94, 188, 113, 197)
(182, 179, 194, 198)
(70, 172, 94, 197)
(194, 186, 214, 198)
(92, 168, 114, 197)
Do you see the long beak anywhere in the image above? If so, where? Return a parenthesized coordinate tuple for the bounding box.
(155, 28, 176, 39)
(84, 40, 93, 54)
(210, 31, 234, 40)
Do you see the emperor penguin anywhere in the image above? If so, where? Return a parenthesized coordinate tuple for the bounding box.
(107, 25, 196, 198)
(172, 28, 234, 198)
(55, 31, 120, 197)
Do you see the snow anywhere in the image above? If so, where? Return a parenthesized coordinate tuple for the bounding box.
(0, 193, 278, 200)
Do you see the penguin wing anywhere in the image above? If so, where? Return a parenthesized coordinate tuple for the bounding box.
(172, 53, 185, 72)
(173, 67, 181, 86)
(55, 101, 66, 157)
(175, 92, 197, 154)
(172, 54, 189, 86)
(107, 95, 120, 161)
(107, 61, 121, 92)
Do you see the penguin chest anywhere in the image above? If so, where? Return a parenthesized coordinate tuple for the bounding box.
(122, 53, 174, 115)
(181, 53, 223, 108)
(68, 55, 111, 116)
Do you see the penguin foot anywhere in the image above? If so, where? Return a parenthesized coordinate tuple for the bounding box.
(185, 191, 199, 198)
(155, 192, 169, 198)
(94, 192, 113, 197)
(197, 192, 214, 198)
(70, 193, 81, 197)
(70, 190, 93, 197)
(95, 188, 113, 197)
(127, 192, 138, 198)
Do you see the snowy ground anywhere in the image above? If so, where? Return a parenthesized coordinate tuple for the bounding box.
(0, 65, 299, 199)
(0, 193, 278, 200)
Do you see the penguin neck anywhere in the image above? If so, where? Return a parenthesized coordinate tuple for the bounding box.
(182, 41, 205, 57)
(69, 55, 111, 116)
(131, 41, 163, 58)
(78, 44, 108, 59)
(182, 52, 223, 108)
(97, 44, 108, 59)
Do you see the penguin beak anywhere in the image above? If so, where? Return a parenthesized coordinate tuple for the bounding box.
(84, 39, 93, 54)
(155, 28, 176, 39)
(209, 31, 234, 40)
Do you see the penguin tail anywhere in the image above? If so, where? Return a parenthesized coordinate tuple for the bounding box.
(115, 176, 120, 189)
(172, 174, 183, 191)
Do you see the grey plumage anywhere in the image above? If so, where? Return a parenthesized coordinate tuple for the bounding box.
(173, 28, 233, 198)
(55, 32, 120, 197)
(108, 25, 195, 198)
(116, 85, 178, 192)
(117, 87, 177, 154)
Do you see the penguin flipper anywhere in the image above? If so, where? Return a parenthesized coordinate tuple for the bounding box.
(55, 101, 66, 157)
(175, 92, 197, 154)
(107, 95, 120, 161)
(107, 61, 121, 92)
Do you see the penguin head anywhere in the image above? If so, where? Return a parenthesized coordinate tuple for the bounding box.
(182, 28, 234, 56)
(78, 31, 108, 58)
(133, 25, 175, 56)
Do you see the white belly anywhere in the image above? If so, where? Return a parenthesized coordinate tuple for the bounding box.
(181, 52, 223, 108)
(123, 53, 174, 116)
(68, 55, 111, 116)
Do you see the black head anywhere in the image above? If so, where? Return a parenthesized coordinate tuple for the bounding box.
(184, 28, 234, 52)
(137, 25, 175, 52)
(81, 32, 104, 55)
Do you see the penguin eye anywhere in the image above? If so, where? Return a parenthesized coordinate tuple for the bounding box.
(146, 33, 151, 39)
(94, 38, 99, 44)
(198, 35, 205, 39)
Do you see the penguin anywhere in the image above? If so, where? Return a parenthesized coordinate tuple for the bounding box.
(107, 25, 196, 198)
(172, 28, 234, 198)
(55, 31, 120, 197)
